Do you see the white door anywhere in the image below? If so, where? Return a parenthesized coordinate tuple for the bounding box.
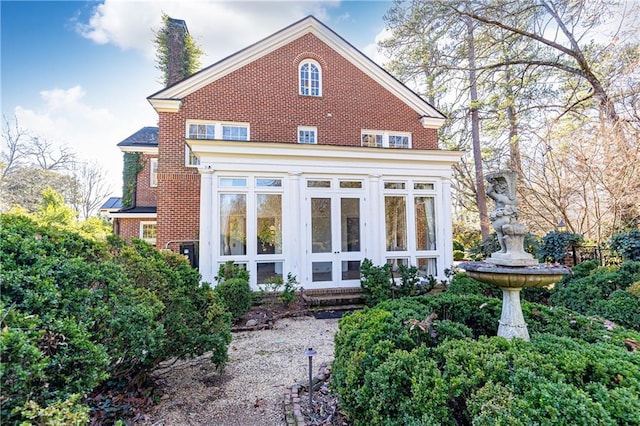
(307, 194, 364, 288)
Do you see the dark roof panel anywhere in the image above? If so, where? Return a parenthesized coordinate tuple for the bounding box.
(100, 197, 122, 210)
(117, 127, 158, 147)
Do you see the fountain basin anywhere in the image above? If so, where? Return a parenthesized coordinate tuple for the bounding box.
(459, 261, 570, 289)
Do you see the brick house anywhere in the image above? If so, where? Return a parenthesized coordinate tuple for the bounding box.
(110, 16, 463, 290)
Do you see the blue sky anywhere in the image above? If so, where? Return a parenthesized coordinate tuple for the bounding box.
(1, 0, 393, 197)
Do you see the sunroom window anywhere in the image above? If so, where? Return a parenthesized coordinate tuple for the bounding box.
(187, 121, 249, 141)
(299, 60, 322, 96)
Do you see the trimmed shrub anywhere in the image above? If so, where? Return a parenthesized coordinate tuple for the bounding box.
(332, 293, 640, 426)
(538, 230, 582, 263)
(0, 213, 232, 423)
(610, 230, 640, 261)
(215, 277, 253, 321)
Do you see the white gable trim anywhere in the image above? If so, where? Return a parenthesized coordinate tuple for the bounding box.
(118, 146, 158, 154)
(148, 16, 445, 125)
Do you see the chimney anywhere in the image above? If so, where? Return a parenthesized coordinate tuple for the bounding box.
(166, 17, 189, 87)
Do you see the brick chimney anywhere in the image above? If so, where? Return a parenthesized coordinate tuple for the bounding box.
(166, 17, 189, 87)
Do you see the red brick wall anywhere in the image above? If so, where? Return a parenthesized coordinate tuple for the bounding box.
(136, 154, 158, 206)
(117, 218, 143, 241)
(156, 32, 440, 249)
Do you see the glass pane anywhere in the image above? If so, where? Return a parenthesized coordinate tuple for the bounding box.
(256, 178, 282, 187)
(219, 178, 247, 187)
(307, 180, 331, 188)
(222, 125, 248, 141)
(312, 261, 332, 282)
(341, 260, 360, 280)
(220, 194, 246, 255)
(385, 196, 407, 251)
(340, 181, 362, 189)
(311, 198, 331, 253)
(341, 198, 360, 252)
(414, 182, 435, 190)
(384, 182, 406, 190)
(415, 197, 437, 250)
(389, 135, 409, 148)
(417, 258, 437, 278)
(256, 194, 282, 255)
(256, 262, 283, 285)
(386, 258, 409, 279)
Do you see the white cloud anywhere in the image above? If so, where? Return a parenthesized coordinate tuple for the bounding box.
(14, 86, 133, 196)
(76, 0, 341, 62)
(362, 26, 392, 66)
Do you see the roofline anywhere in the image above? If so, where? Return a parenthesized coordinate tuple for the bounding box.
(109, 212, 158, 219)
(148, 15, 445, 123)
(118, 146, 159, 154)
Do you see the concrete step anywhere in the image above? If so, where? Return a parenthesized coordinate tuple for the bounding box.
(302, 288, 364, 307)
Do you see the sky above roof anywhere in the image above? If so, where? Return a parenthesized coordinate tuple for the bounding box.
(1, 0, 393, 197)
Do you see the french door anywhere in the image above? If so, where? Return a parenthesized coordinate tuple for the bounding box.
(307, 194, 364, 288)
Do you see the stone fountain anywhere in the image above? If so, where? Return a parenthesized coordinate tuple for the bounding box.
(459, 171, 570, 340)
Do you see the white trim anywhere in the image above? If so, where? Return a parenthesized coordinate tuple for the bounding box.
(109, 213, 157, 219)
(361, 129, 412, 149)
(119, 145, 158, 154)
(148, 98, 181, 112)
(140, 221, 158, 245)
(147, 17, 445, 125)
(298, 59, 322, 97)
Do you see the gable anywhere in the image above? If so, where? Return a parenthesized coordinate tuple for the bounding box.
(148, 16, 444, 128)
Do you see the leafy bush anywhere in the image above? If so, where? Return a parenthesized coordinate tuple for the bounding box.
(610, 230, 640, 261)
(360, 258, 393, 306)
(538, 230, 583, 263)
(453, 249, 465, 261)
(0, 213, 232, 423)
(550, 261, 640, 330)
(332, 293, 640, 426)
(215, 277, 253, 320)
(447, 272, 502, 298)
(215, 260, 250, 283)
(280, 273, 299, 306)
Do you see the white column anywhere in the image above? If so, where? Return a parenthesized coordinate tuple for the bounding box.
(288, 172, 302, 283)
(368, 174, 384, 265)
(440, 180, 454, 279)
(199, 166, 215, 285)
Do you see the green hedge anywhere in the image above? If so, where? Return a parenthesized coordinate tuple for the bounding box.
(215, 277, 253, 321)
(0, 213, 232, 423)
(332, 293, 640, 425)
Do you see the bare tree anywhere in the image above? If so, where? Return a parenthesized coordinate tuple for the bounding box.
(70, 161, 114, 219)
(1, 115, 29, 179)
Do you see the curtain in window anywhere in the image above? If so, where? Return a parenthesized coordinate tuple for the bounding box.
(415, 197, 436, 250)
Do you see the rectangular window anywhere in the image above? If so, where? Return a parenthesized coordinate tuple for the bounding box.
(187, 121, 249, 141)
(256, 178, 282, 187)
(415, 196, 437, 250)
(385, 196, 407, 251)
(219, 178, 247, 187)
(223, 125, 248, 141)
(220, 194, 247, 256)
(188, 124, 216, 139)
(298, 126, 317, 144)
(256, 262, 283, 285)
(307, 180, 331, 188)
(140, 222, 157, 245)
(361, 130, 411, 148)
(339, 181, 363, 189)
(185, 145, 200, 167)
(384, 182, 406, 190)
(256, 194, 282, 255)
(150, 158, 158, 188)
(416, 258, 437, 278)
(414, 182, 435, 190)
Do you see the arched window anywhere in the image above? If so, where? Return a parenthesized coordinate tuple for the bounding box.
(299, 60, 322, 96)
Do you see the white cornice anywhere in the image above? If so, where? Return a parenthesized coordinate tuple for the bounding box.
(118, 146, 158, 154)
(148, 16, 445, 123)
(420, 116, 446, 129)
(148, 98, 181, 112)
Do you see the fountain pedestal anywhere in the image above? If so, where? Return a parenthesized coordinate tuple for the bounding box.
(499, 288, 529, 340)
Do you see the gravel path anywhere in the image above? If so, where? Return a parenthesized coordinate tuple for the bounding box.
(138, 316, 340, 425)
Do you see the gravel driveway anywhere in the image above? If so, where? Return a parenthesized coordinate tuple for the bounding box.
(137, 316, 340, 425)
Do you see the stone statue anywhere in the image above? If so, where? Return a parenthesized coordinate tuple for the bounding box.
(485, 171, 537, 267)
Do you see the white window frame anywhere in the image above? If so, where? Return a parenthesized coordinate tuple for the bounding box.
(150, 158, 158, 187)
(299, 60, 322, 97)
(361, 130, 412, 149)
(140, 221, 157, 245)
(185, 120, 250, 166)
(297, 126, 318, 144)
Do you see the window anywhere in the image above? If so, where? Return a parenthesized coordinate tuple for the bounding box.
(385, 196, 407, 251)
(187, 121, 249, 141)
(299, 60, 322, 96)
(298, 126, 317, 144)
(150, 158, 158, 187)
(140, 222, 157, 245)
(361, 130, 412, 148)
(186, 146, 200, 167)
(220, 194, 247, 256)
(415, 196, 437, 250)
(256, 194, 282, 255)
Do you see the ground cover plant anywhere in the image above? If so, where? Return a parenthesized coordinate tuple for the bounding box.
(332, 286, 640, 425)
(0, 213, 232, 424)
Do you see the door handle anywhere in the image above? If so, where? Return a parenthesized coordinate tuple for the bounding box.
(334, 251, 340, 254)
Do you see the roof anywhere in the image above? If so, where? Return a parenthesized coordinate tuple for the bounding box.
(109, 206, 158, 219)
(117, 206, 158, 214)
(147, 16, 445, 127)
(117, 127, 158, 153)
(100, 197, 122, 211)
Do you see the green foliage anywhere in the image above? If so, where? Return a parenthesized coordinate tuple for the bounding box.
(446, 272, 502, 298)
(122, 152, 142, 208)
(0, 212, 232, 423)
(332, 293, 640, 426)
(280, 273, 299, 306)
(469, 232, 540, 260)
(360, 258, 393, 306)
(215, 277, 253, 321)
(453, 249, 465, 260)
(154, 13, 204, 86)
(610, 230, 640, 261)
(215, 260, 250, 284)
(538, 230, 583, 263)
(550, 261, 640, 330)
(15, 394, 89, 425)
